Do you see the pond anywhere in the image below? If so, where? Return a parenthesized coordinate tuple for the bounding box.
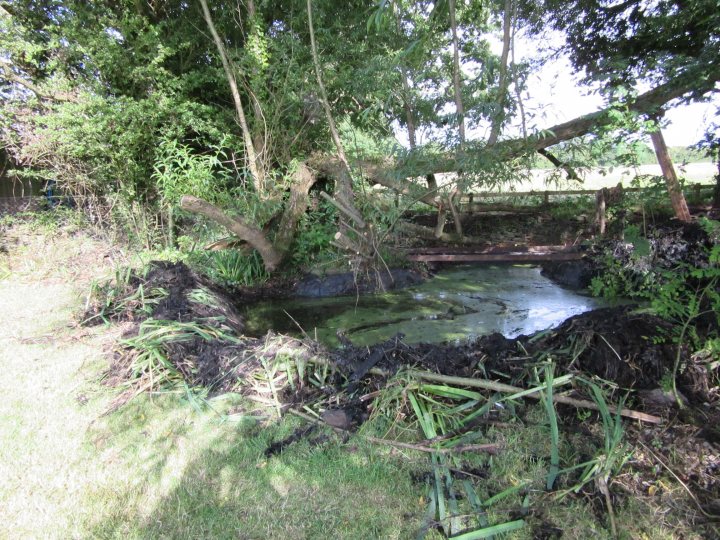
(241, 264, 608, 348)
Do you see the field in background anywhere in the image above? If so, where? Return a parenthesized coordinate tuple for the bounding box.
(524, 162, 717, 191)
(432, 162, 716, 193)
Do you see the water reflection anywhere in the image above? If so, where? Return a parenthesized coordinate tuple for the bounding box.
(242, 265, 607, 348)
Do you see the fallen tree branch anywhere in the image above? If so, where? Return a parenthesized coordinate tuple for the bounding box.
(365, 436, 500, 455)
(358, 67, 720, 199)
(408, 370, 663, 424)
(180, 195, 283, 271)
(320, 191, 366, 229)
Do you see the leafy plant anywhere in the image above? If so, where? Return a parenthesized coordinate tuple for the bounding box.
(121, 318, 241, 393)
(290, 200, 338, 270)
(200, 249, 269, 287)
(556, 380, 631, 538)
(539, 363, 560, 490)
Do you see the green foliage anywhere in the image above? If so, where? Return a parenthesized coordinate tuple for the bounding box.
(591, 219, 720, 405)
(198, 249, 269, 288)
(290, 200, 338, 270)
(547, 197, 594, 221)
(589, 254, 654, 300)
(523, 0, 720, 89)
(339, 119, 398, 161)
(152, 138, 234, 207)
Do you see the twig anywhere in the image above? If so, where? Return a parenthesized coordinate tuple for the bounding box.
(408, 370, 663, 424)
(365, 436, 500, 455)
(637, 440, 720, 520)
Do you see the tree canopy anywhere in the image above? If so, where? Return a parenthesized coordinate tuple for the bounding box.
(1, 0, 717, 261)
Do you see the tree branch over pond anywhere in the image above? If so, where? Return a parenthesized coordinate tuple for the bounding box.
(362, 67, 720, 203)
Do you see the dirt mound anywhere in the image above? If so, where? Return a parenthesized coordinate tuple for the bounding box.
(587, 221, 718, 275)
(333, 307, 681, 391)
(85, 261, 244, 332)
(528, 306, 676, 389)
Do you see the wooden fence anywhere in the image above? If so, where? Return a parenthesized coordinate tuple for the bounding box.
(460, 183, 714, 208)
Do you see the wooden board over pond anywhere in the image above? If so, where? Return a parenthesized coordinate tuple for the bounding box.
(406, 244, 584, 263)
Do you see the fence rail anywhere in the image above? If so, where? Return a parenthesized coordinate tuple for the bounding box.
(460, 183, 714, 206)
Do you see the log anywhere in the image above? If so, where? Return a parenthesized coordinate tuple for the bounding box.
(409, 370, 663, 424)
(180, 195, 283, 271)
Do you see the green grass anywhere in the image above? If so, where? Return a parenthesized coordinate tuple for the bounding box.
(79, 395, 422, 539)
(0, 269, 420, 539)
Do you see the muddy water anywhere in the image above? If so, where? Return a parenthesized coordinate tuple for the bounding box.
(242, 265, 607, 348)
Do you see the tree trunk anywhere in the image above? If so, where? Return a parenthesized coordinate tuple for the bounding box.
(246, 0, 269, 184)
(180, 195, 282, 271)
(487, 0, 512, 146)
(712, 159, 720, 209)
(180, 163, 318, 272)
(510, 5, 527, 139)
(199, 0, 265, 194)
(446, 0, 466, 237)
(401, 69, 418, 150)
(649, 125, 691, 222)
(273, 163, 318, 254)
(398, 63, 442, 227)
(448, 0, 465, 145)
(306, 0, 354, 206)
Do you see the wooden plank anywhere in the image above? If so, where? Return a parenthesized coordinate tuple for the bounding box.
(405, 244, 577, 255)
(407, 252, 584, 263)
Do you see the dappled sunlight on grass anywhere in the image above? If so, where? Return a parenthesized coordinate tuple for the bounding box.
(78, 398, 421, 538)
